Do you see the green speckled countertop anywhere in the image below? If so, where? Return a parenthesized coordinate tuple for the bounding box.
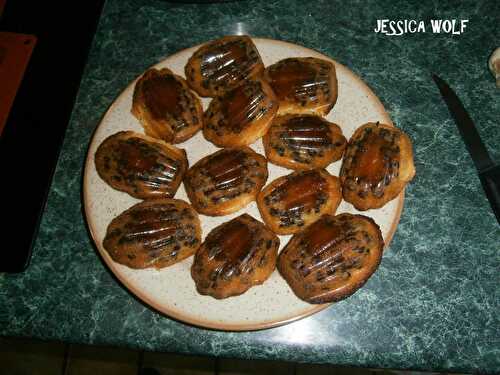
(1, 0, 499, 373)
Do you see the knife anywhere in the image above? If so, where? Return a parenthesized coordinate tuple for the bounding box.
(432, 74, 500, 225)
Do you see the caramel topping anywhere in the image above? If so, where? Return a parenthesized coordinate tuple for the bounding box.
(206, 218, 257, 279)
(128, 204, 179, 223)
(200, 41, 248, 86)
(103, 200, 200, 269)
(97, 132, 187, 200)
(299, 216, 362, 279)
(355, 132, 390, 185)
(206, 150, 246, 189)
(143, 74, 183, 120)
(304, 218, 342, 256)
(280, 116, 330, 150)
(116, 139, 159, 174)
(123, 205, 180, 250)
(341, 125, 403, 200)
(115, 138, 179, 189)
(280, 171, 325, 211)
(223, 83, 264, 130)
(211, 219, 253, 264)
(125, 221, 177, 249)
(268, 60, 317, 101)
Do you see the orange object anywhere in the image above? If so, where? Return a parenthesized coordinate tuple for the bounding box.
(0, 32, 37, 135)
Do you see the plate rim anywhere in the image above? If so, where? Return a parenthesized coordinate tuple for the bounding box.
(82, 37, 405, 331)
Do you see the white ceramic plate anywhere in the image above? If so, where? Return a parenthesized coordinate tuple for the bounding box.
(83, 38, 403, 331)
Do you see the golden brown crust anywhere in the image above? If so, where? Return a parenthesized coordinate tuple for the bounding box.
(277, 213, 384, 304)
(203, 79, 278, 147)
(340, 122, 415, 211)
(184, 147, 268, 216)
(257, 169, 342, 235)
(263, 114, 347, 170)
(263, 57, 338, 116)
(94, 131, 188, 199)
(131, 68, 203, 144)
(103, 199, 201, 269)
(185, 35, 264, 97)
(191, 214, 280, 299)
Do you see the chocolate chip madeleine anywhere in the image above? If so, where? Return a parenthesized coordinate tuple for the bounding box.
(191, 214, 280, 299)
(103, 199, 201, 269)
(340, 122, 415, 210)
(185, 35, 264, 97)
(95, 131, 188, 199)
(203, 79, 278, 147)
(263, 57, 338, 116)
(263, 114, 347, 170)
(184, 147, 268, 216)
(278, 213, 384, 304)
(131, 68, 203, 143)
(257, 169, 342, 235)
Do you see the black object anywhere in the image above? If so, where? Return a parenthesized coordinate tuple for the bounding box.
(138, 369, 162, 375)
(0, 1, 105, 272)
(167, 0, 240, 3)
(432, 74, 500, 225)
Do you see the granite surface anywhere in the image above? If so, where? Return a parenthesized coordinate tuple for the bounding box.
(1, 0, 499, 373)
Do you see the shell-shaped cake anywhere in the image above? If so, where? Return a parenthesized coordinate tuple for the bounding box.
(263, 114, 347, 170)
(95, 131, 188, 199)
(132, 68, 203, 143)
(103, 199, 201, 269)
(184, 147, 268, 216)
(263, 57, 338, 116)
(278, 213, 384, 304)
(340, 122, 415, 210)
(185, 35, 264, 97)
(191, 214, 280, 299)
(203, 79, 278, 147)
(257, 169, 342, 235)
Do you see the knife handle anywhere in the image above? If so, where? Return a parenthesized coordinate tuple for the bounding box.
(479, 165, 500, 225)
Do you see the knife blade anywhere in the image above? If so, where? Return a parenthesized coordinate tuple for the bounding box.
(432, 73, 500, 224)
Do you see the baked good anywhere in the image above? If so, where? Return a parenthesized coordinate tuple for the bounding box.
(184, 147, 268, 216)
(340, 122, 415, 210)
(203, 79, 278, 147)
(191, 214, 280, 299)
(263, 57, 338, 116)
(95, 131, 188, 199)
(103, 199, 201, 269)
(185, 35, 264, 97)
(263, 114, 347, 170)
(131, 68, 203, 143)
(278, 213, 384, 304)
(257, 169, 342, 235)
